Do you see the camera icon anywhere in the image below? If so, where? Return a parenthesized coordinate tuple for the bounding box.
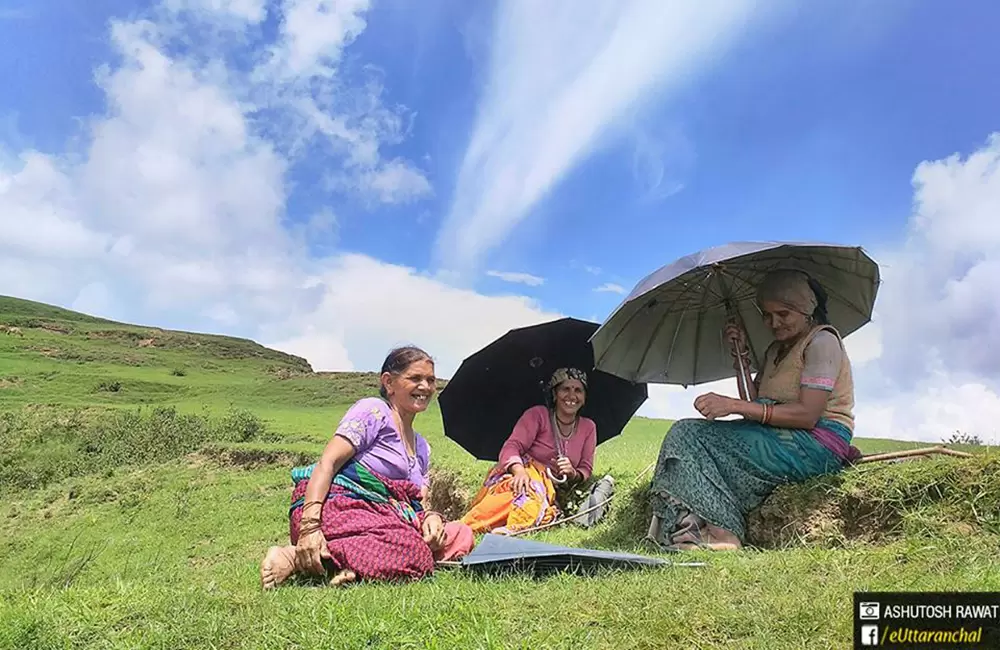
(859, 602, 880, 620)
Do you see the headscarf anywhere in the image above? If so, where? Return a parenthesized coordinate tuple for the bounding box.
(756, 269, 819, 317)
(548, 367, 587, 392)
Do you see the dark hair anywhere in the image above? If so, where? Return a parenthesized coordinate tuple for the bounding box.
(379, 346, 433, 399)
(806, 277, 830, 325)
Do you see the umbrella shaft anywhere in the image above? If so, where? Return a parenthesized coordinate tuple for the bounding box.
(732, 338, 749, 401)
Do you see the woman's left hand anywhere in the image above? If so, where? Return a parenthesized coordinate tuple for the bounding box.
(555, 456, 576, 480)
(694, 392, 739, 420)
(421, 513, 446, 551)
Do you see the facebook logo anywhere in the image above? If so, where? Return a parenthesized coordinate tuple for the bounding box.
(860, 625, 879, 646)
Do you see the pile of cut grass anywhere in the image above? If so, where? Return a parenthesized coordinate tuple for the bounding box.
(747, 452, 1000, 547)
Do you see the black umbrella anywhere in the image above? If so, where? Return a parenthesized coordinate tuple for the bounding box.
(455, 534, 704, 578)
(439, 317, 648, 461)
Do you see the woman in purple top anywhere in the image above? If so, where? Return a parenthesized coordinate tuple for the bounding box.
(260, 347, 474, 589)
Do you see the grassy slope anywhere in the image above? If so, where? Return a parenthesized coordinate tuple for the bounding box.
(0, 296, 996, 649)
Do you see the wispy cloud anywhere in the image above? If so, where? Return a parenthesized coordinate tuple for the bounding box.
(434, 0, 764, 275)
(594, 282, 626, 295)
(0, 7, 31, 21)
(630, 123, 695, 202)
(486, 270, 545, 287)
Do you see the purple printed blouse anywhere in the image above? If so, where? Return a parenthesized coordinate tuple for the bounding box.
(333, 397, 430, 489)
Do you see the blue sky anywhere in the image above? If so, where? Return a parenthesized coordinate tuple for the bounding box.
(2, 0, 1000, 442)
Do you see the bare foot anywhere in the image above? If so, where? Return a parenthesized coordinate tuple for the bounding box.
(330, 569, 356, 587)
(260, 546, 296, 590)
(702, 524, 742, 550)
(670, 540, 740, 551)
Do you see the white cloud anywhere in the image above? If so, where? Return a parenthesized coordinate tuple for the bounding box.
(854, 133, 1000, 444)
(83, 19, 287, 253)
(266, 254, 561, 377)
(357, 159, 433, 205)
(630, 123, 694, 201)
(252, 0, 431, 205)
(71, 282, 117, 320)
(594, 282, 626, 295)
(270, 0, 370, 78)
(486, 270, 545, 287)
(0, 0, 555, 393)
(0, 152, 110, 259)
(434, 0, 766, 274)
(164, 0, 267, 23)
(0, 0, 428, 331)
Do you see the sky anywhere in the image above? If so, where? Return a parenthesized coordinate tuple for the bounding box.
(2, 0, 1000, 444)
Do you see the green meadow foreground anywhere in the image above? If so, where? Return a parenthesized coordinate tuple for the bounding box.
(1, 296, 997, 649)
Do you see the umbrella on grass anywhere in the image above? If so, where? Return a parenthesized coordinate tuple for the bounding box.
(449, 533, 704, 578)
(590, 241, 880, 393)
(439, 317, 648, 461)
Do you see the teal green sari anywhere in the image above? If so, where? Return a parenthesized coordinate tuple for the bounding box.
(648, 408, 849, 545)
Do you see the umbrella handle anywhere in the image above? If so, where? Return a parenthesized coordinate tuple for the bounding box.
(547, 467, 568, 484)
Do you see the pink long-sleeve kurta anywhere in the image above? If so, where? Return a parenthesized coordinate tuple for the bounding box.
(498, 405, 597, 481)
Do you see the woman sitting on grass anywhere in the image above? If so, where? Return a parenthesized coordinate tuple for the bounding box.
(460, 368, 597, 535)
(260, 346, 474, 589)
(646, 270, 862, 551)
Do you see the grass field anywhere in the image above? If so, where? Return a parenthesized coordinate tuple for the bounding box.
(1, 295, 997, 649)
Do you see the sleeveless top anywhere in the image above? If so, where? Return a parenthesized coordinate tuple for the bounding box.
(756, 324, 856, 433)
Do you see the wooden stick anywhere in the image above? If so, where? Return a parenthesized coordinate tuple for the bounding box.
(857, 445, 974, 464)
(936, 447, 976, 458)
(508, 493, 614, 537)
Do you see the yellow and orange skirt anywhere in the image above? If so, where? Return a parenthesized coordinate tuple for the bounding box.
(460, 459, 559, 535)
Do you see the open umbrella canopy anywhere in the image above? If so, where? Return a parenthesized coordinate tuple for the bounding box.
(457, 533, 703, 578)
(439, 317, 648, 461)
(590, 241, 880, 386)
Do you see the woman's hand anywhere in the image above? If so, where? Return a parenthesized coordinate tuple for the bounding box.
(510, 465, 531, 496)
(723, 321, 746, 348)
(294, 526, 331, 576)
(555, 456, 576, 480)
(421, 513, 446, 551)
(694, 392, 740, 420)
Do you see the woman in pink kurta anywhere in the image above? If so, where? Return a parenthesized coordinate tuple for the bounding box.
(460, 367, 598, 534)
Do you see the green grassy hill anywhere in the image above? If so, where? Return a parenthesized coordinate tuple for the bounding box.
(1, 295, 996, 649)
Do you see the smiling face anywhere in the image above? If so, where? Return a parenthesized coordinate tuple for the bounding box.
(760, 300, 811, 342)
(382, 359, 437, 415)
(553, 379, 586, 419)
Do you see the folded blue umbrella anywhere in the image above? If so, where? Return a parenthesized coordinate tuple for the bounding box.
(457, 534, 705, 578)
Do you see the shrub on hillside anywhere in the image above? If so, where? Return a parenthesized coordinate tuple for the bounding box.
(944, 431, 983, 446)
(0, 406, 276, 491)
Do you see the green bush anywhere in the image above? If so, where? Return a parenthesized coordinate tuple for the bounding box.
(0, 406, 276, 491)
